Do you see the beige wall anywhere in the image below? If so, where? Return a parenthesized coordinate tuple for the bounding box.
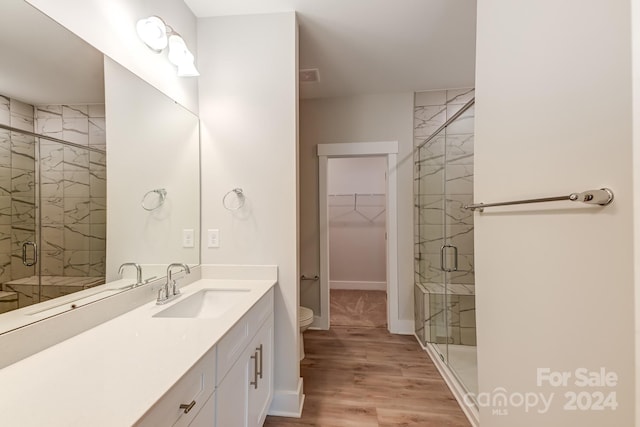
(197, 13, 301, 415)
(299, 93, 414, 330)
(476, 0, 634, 425)
(633, 0, 640, 423)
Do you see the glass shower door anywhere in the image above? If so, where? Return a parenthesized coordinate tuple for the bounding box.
(417, 126, 448, 361)
(415, 96, 477, 396)
(443, 104, 477, 395)
(0, 126, 40, 310)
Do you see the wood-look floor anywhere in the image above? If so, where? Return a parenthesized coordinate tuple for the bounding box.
(264, 291, 471, 427)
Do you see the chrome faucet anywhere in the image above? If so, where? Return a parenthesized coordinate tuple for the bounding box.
(157, 263, 191, 305)
(118, 263, 143, 287)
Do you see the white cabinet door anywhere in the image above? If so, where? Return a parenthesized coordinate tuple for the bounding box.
(216, 355, 249, 427)
(247, 315, 274, 427)
(215, 292, 274, 427)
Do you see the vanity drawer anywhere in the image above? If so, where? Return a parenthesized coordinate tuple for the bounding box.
(216, 288, 274, 385)
(135, 348, 216, 427)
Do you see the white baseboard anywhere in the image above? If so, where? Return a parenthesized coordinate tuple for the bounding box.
(389, 319, 414, 335)
(268, 378, 305, 418)
(330, 280, 386, 291)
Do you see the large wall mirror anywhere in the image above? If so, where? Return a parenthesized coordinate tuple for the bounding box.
(0, 0, 200, 334)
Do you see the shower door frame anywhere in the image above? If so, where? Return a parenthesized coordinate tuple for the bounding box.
(316, 141, 402, 333)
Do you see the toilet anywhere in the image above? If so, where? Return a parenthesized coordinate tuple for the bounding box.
(298, 306, 314, 360)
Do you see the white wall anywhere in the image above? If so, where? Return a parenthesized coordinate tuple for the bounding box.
(476, 0, 635, 425)
(328, 157, 386, 286)
(197, 13, 301, 415)
(25, 0, 198, 113)
(104, 58, 200, 282)
(328, 157, 386, 194)
(299, 93, 414, 329)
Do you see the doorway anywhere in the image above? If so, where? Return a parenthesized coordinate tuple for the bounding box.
(327, 156, 387, 328)
(316, 141, 400, 332)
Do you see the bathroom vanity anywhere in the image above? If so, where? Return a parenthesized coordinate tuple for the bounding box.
(0, 266, 276, 427)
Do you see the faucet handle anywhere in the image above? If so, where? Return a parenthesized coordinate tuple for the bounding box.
(169, 276, 180, 296)
(158, 286, 166, 300)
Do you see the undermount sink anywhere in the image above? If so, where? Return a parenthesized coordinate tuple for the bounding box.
(153, 288, 251, 319)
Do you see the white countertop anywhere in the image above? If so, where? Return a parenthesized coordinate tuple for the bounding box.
(0, 274, 276, 426)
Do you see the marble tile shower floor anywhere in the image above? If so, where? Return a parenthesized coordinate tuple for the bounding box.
(265, 290, 470, 426)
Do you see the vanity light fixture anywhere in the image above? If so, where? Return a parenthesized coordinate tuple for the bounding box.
(136, 15, 199, 77)
(136, 16, 168, 52)
(167, 33, 200, 77)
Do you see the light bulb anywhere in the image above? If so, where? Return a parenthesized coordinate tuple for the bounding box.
(168, 34, 189, 66)
(168, 34, 199, 76)
(136, 16, 168, 52)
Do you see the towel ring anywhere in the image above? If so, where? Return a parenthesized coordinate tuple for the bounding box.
(142, 188, 167, 211)
(223, 188, 245, 210)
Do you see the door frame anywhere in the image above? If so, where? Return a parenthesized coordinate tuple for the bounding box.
(316, 141, 400, 333)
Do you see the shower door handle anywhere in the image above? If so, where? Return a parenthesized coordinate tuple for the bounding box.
(440, 244, 458, 272)
(22, 241, 37, 266)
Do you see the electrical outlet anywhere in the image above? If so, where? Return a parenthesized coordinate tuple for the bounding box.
(207, 229, 220, 248)
(182, 229, 194, 248)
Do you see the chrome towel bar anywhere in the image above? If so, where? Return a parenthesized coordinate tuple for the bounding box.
(464, 188, 614, 212)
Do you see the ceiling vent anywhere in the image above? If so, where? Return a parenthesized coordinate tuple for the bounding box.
(299, 68, 320, 83)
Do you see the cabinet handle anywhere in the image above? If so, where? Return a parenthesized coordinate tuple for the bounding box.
(250, 351, 258, 389)
(256, 344, 263, 379)
(179, 400, 196, 414)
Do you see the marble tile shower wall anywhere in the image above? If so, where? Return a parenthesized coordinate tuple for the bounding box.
(413, 89, 475, 287)
(35, 104, 106, 278)
(415, 283, 477, 347)
(0, 96, 37, 286)
(0, 95, 106, 290)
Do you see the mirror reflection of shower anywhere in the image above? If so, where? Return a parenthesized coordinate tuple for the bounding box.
(0, 99, 107, 315)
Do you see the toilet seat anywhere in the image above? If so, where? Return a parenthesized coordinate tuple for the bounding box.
(299, 306, 313, 326)
(299, 306, 314, 361)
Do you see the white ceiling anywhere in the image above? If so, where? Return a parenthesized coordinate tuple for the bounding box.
(0, 0, 104, 106)
(184, 0, 477, 99)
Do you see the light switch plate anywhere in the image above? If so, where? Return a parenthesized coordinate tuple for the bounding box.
(207, 229, 220, 248)
(182, 229, 194, 248)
